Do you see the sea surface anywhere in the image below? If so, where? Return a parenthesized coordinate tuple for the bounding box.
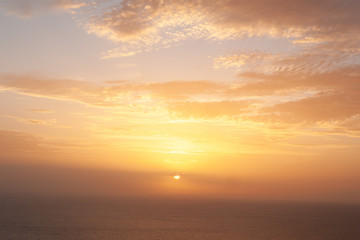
(1, 197, 359, 240)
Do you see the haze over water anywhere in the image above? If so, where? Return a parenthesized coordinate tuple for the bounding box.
(1, 197, 360, 240)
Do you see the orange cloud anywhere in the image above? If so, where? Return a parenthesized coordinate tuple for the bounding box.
(136, 81, 224, 100)
(258, 91, 360, 124)
(1, 64, 360, 132)
(27, 109, 54, 113)
(0, 74, 225, 105)
(169, 101, 253, 119)
(3, 115, 58, 127)
(0, 0, 87, 17)
(213, 52, 274, 69)
(0, 74, 117, 107)
(0, 130, 56, 162)
(83, 0, 360, 57)
(234, 66, 360, 131)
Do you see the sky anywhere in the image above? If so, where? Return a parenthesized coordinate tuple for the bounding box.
(1, 0, 360, 202)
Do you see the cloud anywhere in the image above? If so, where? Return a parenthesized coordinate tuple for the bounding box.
(232, 67, 357, 96)
(169, 101, 253, 119)
(0, 0, 88, 18)
(3, 0, 358, 60)
(27, 109, 54, 113)
(83, 0, 360, 57)
(157, 66, 360, 127)
(0, 130, 56, 161)
(55, 0, 88, 10)
(0, 73, 117, 107)
(214, 40, 360, 76)
(336, 115, 360, 133)
(88, 0, 360, 41)
(0, 74, 226, 105)
(136, 80, 224, 100)
(237, 66, 360, 128)
(5, 0, 357, 59)
(257, 92, 360, 124)
(3, 115, 58, 126)
(213, 52, 274, 69)
(1, 65, 360, 132)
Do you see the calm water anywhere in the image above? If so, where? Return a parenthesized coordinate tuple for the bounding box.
(1, 197, 359, 240)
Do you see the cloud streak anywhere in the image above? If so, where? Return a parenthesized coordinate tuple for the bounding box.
(2, 66, 360, 134)
(82, 0, 360, 57)
(0, 0, 88, 17)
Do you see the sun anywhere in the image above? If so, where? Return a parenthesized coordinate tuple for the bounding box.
(173, 175, 181, 180)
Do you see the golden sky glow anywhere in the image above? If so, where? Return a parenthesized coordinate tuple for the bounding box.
(1, 0, 360, 202)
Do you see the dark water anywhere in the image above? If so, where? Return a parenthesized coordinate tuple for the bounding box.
(1, 197, 359, 240)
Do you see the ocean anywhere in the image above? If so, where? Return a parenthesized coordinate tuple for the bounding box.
(1, 197, 359, 240)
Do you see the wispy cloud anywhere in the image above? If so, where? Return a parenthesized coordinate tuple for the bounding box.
(1, 67, 360, 130)
(81, 0, 360, 57)
(0, 73, 116, 107)
(0, 130, 56, 160)
(27, 109, 54, 113)
(4, 0, 358, 59)
(169, 101, 254, 119)
(0, 0, 88, 18)
(1, 18, 360, 136)
(213, 51, 274, 70)
(0, 74, 225, 105)
(3, 115, 58, 126)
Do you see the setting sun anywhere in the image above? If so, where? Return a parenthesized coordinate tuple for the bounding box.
(173, 175, 181, 180)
